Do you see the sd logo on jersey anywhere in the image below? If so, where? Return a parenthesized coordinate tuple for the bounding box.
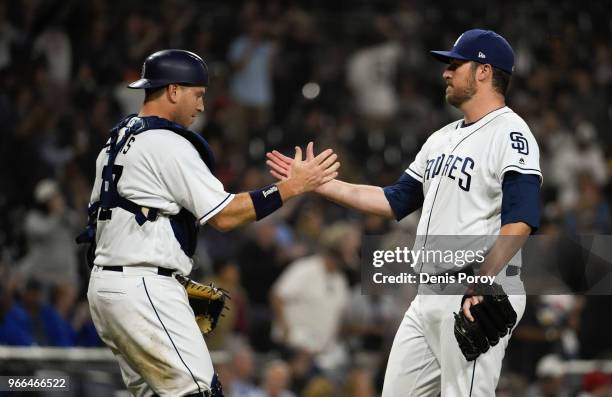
(510, 132, 529, 155)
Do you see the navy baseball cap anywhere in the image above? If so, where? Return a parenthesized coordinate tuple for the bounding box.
(430, 29, 515, 74)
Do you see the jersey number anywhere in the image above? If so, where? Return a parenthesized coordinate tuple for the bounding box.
(510, 132, 529, 155)
(122, 136, 136, 154)
(98, 165, 124, 221)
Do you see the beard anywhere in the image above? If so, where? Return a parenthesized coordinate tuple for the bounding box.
(445, 74, 477, 107)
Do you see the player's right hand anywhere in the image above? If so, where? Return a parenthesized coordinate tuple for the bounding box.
(267, 142, 338, 194)
(284, 142, 339, 194)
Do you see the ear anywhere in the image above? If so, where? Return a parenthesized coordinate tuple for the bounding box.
(477, 64, 493, 83)
(166, 84, 180, 104)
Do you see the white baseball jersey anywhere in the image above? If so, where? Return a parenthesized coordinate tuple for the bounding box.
(382, 106, 539, 397)
(89, 127, 234, 275)
(405, 106, 541, 236)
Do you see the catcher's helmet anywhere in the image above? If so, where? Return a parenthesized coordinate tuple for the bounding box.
(128, 49, 209, 89)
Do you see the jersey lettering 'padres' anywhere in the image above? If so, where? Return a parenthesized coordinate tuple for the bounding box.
(406, 106, 541, 237)
(89, 127, 234, 275)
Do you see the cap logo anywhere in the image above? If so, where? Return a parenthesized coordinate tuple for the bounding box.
(478, 51, 486, 59)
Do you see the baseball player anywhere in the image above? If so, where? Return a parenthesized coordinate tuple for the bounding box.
(267, 29, 541, 396)
(81, 49, 339, 397)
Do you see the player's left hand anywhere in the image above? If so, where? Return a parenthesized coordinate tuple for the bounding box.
(462, 295, 484, 322)
(175, 275, 229, 335)
(453, 282, 517, 361)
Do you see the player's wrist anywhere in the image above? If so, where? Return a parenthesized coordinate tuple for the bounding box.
(314, 179, 335, 196)
(249, 184, 284, 220)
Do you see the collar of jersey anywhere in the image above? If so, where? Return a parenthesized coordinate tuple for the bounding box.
(456, 106, 511, 131)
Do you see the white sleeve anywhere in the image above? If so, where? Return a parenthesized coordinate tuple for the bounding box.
(493, 124, 542, 184)
(404, 140, 429, 182)
(89, 149, 107, 204)
(160, 141, 234, 225)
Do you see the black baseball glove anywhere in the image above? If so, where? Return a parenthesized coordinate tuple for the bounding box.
(453, 282, 517, 361)
(175, 275, 229, 335)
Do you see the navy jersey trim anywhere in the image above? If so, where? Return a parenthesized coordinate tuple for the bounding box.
(456, 106, 507, 130)
(407, 166, 423, 179)
(198, 193, 233, 223)
(143, 278, 202, 394)
(451, 110, 513, 153)
(500, 165, 542, 175)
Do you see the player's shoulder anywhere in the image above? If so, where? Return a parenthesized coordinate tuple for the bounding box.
(492, 108, 533, 135)
(136, 128, 198, 155)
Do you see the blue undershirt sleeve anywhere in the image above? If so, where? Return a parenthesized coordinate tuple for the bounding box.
(501, 171, 541, 232)
(383, 173, 425, 221)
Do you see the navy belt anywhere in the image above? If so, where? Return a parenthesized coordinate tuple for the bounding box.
(101, 266, 174, 277)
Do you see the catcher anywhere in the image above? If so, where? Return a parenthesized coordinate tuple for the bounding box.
(80, 49, 339, 397)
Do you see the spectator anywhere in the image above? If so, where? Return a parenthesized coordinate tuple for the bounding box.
(579, 372, 612, 397)
(0, 2, 22, 71)
(339, 367, 376, 397)
(2, 279, 75, 346)
(271, 222, 355, 372)
(0, 283, 31, 346)
(551, 121, 608, 210)
(261, 360, 296, 397)
(564, 173, 611, 234)
(18, 179, 81, 288)
(229, 345, 265, 397)
(283, 349, 319, 395)
(32, 27, 72, 85)
(524, 354, 568, 397)
(300, 377, 335, 397)
(228, 17, 277, 134)
(346, 16, 402, 127)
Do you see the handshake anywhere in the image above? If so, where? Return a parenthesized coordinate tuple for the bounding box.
(265, 142, 339, 196)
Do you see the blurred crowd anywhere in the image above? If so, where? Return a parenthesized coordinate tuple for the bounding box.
(1, 0, 612, 395)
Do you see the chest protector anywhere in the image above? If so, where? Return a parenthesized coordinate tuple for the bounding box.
(76, 115, 216, 265)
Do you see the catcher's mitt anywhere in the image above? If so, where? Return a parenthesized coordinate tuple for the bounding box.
(453, 282, 517, 361)
(175, 275, 228, 335)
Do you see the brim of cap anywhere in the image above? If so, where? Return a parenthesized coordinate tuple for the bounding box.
(127, 79, 168, 89)
(430, 50, 472, 64)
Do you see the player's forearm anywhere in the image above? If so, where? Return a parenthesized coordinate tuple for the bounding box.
(208, 180, 303, 231)
(477, 222, 531, 277)
(316, 180, 395, 218)
(208, 193, 261, 231)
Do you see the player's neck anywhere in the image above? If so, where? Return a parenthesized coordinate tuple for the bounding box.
(460, 93, 505, 124)
(138, 102, 177, 123)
